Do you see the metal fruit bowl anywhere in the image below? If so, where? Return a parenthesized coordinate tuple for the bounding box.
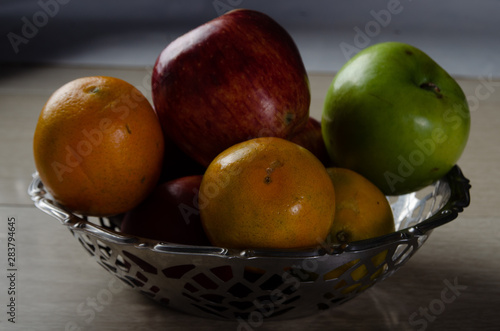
(28, 165, 470, 321)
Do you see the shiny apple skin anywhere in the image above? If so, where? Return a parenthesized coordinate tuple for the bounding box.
(322, 42, 470, 195)
(152, 9, 310, 167)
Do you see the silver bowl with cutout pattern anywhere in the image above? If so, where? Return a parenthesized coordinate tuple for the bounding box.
(28, 165, 470, 321)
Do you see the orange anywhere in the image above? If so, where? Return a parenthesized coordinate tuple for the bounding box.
(325, 167, 395, 245)
(33, 76, 164, 216)
(323, 168, 395, 283)
(199, 137, 336, 249)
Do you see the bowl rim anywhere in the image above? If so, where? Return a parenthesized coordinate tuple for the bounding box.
(28, 165, 470, 259)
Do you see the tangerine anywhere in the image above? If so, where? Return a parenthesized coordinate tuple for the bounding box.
(199, 137, 336, 249)
(325, 167, 395, 245)
(323, 168, 395, 283)
(33, 76, 164, 216)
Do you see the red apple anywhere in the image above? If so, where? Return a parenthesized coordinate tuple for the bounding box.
(159, 137, 206, 183)
(290, 117, 332, 166)
(152, 9, 310, 167)
(120, 175, 211, 246)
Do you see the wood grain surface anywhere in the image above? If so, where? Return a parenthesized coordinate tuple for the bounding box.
(0, 65, 498, 330)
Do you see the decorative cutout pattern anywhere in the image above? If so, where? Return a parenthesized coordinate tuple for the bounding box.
(28, 166, 470, 321)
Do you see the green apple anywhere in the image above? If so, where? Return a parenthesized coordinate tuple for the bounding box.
(322, 42, 470, 195)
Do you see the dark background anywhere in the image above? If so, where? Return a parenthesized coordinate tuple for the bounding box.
(1, 0, 499, 77)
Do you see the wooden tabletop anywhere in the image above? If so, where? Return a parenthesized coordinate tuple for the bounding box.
(0, 65, 498, 330)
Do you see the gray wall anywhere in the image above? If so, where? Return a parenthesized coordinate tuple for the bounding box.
(1, 0, 499, 78)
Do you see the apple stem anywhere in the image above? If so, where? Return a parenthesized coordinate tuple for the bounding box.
(420, 82, 443, 99)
